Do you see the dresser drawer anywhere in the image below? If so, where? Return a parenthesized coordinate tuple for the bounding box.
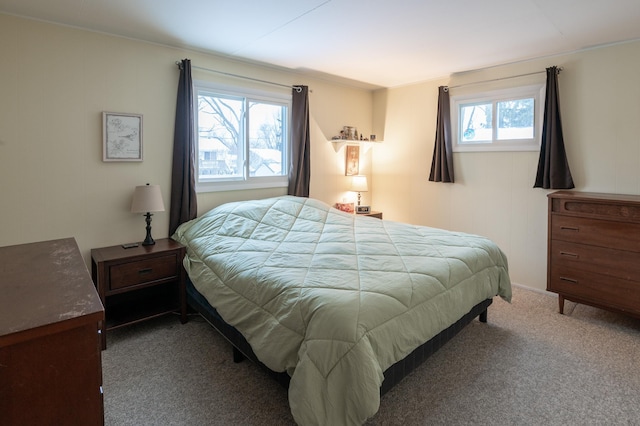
(550, 240, 640, 281)
(551, 194, 640, 221)
(551, 214, 640, 252)
(549, 264, 640, 315)
(109, 254, 178, 291)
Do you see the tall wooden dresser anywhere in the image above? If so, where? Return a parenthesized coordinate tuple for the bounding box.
(0, 238, 105, 425)
(547, 191, 640, 318)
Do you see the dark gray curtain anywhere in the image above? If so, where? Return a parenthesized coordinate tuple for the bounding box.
(288, 85, 310, 197)
(169, 58, 198, 236)
(534, 66, 574, 189)
(429, 86, 454, 183)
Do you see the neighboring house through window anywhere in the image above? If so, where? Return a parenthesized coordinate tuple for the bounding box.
(194, 81, 291, 192)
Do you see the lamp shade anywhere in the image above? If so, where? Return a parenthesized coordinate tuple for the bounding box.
(350, 175, 368, 192)
(131, 184, 165, 213)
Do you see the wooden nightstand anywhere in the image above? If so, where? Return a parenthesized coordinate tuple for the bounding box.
(91, 238, 187, 350)
(361, 211, 383, 219)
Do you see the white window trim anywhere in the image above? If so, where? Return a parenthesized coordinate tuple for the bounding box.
(193, 80, 292, 193)
(451, 84, 545, 152)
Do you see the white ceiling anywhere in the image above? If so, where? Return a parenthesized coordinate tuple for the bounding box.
(1, 0, 640, 88)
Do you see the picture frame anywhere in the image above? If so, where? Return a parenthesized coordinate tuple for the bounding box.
(343, 126, 358, 140)
(102, 112, 143, 162)
(345, 145, 360, 176)
(356, 205, 371, 214)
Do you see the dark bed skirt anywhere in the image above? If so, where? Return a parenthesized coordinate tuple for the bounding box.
(186, 279, 492, 395)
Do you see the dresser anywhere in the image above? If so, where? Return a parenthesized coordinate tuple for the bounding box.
(0, 238, 105, 425)
(547, 191, 640, 318)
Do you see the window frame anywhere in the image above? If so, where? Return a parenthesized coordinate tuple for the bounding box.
(451, 84, 545, 152)
(193, 80, 292, 193)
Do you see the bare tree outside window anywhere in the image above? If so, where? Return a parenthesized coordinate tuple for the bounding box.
(197, 93, 287, 180)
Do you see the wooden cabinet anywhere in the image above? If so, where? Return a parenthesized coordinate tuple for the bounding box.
(547, 191, 640, 318)
(0, 238, 105, 425)
(91, 238, 186, 349)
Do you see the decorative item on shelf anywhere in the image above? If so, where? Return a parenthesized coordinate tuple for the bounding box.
(333, 126, 372, 141)
(130, 183, 165, 246)
(350, 175, 369, 212)
(343, 126, 358, 140)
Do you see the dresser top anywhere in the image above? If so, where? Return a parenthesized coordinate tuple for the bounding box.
(549, 190, 640, 204)
(0, 237, 104, 344)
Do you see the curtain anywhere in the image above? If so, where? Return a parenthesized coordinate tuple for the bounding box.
(288, 85, 311, 197)
(429, 86, 454, 183)
(534, 66, 574, 189)
(169, 58, 198, 236)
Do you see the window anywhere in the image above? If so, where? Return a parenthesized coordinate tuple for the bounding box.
(194, 81, 291, 192)
(451, 84, 545, 152)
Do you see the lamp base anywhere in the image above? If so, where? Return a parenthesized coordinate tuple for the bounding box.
(142, 236, 155, 246)
(141, 212, 156, 246)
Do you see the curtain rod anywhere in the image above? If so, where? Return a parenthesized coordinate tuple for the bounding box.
(446, 67, 562, 91)
(175, 61, 303, 92)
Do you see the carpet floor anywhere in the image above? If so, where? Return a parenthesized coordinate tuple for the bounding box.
(102, 286, 640, 425)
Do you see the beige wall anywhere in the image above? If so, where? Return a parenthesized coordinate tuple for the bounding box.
(373, 40, 640, 292)
(3, 13, 639, 293)
(0, 14, 373, 265)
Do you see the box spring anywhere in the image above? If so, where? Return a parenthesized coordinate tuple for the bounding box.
(187, 279, 492, 395)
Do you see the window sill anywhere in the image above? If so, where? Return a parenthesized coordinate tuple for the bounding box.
(196, 179, 288, 193)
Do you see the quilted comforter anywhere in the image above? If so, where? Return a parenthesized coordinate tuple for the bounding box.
(173, 196, 511, 425)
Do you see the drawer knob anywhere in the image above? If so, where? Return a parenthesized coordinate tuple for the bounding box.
(138, 268, 153, 275)
(560, 226, 580, 232)
(560, 276, 578, 284)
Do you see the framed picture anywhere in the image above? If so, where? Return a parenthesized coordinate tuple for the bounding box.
(345, 145, 360, 176)
(103, 112, 143, 161)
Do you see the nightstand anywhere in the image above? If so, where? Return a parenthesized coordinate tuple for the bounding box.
(361, 211, 383, 219)
(91, 238, 187, 349)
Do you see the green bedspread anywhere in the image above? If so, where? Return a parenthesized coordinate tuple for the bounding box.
(173, 196, 511, 425)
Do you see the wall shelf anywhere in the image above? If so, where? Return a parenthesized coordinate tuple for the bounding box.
(329, 139, 382, 153)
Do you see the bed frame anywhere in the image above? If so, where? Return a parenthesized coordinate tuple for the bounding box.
(187, 279, 492, 395)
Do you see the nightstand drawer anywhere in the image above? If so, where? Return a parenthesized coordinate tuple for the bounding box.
(109, 254, 177, 290)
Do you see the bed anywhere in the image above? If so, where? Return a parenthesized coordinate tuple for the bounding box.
(172, 196, 511, 425)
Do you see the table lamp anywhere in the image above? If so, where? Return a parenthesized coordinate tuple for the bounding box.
(131, 183, 165, 246)
(350, 175, 368, 206)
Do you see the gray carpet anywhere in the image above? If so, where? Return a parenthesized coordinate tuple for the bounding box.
(102, 286, 640, 425)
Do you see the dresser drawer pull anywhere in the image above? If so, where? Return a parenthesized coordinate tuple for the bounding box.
(138, 268, 153, 275)
(560, 251, 579, 258)
(560, 276, 578, 284)
(560, 226, 580, 232)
